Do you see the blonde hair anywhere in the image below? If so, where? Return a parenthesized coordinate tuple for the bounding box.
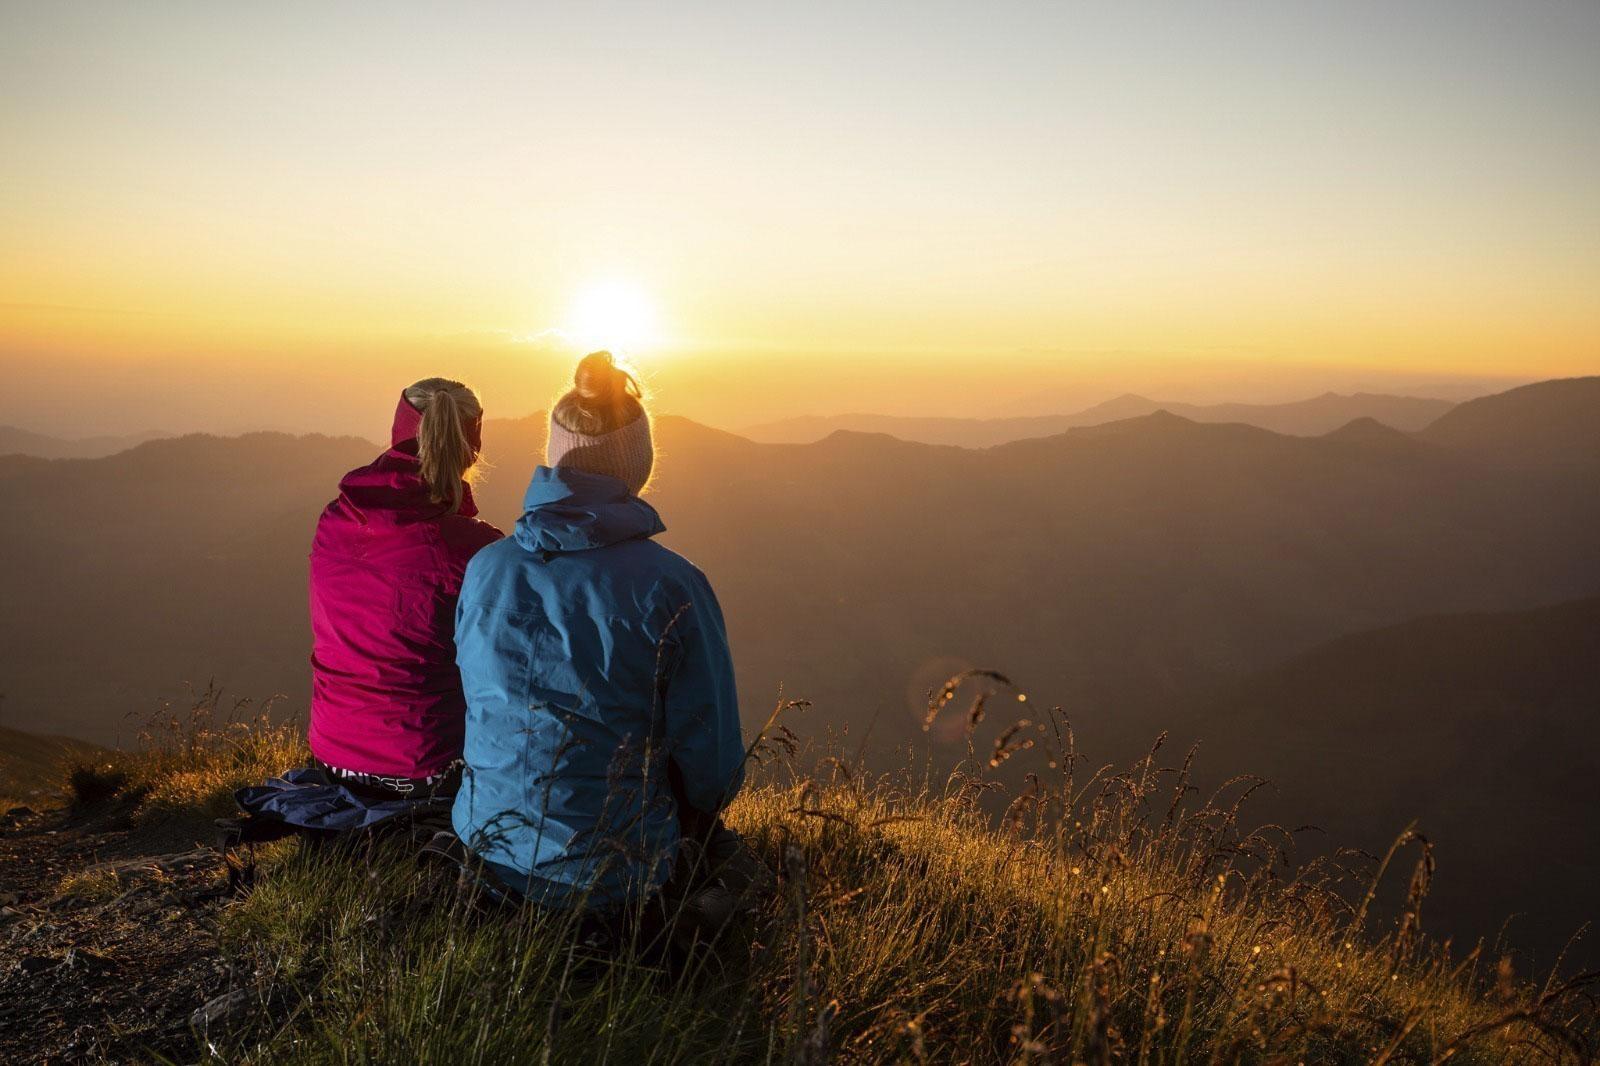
(551, 351, 645, 436)
(403, 377, 483, 514)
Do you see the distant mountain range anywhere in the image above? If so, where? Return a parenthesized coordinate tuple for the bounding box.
(1, 376, 1596, 961)
(3, 379, 1594, 751)
(742, 391, 1460, 447)
(0, 425, 167, 460)
(0, 389, 1462, 458)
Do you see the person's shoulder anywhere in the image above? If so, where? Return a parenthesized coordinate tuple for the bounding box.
(461, 535, 523, 581)
(615, 536, 690, 572)
(459, 512, 503, 536)
(309, 493, 359, 553)
(641, 543, 716, 597)
(441, 513, 504, 550)
(310, 495, 340, 530)
(467, 534, 521, 565)
(337, 452, 386, 482)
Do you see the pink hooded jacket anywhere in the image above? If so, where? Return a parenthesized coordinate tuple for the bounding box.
(307, 394, 503, 778)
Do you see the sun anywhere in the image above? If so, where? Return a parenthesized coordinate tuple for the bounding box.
(567, 280, 658, 352)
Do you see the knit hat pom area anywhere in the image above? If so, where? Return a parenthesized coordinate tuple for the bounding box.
(545, 412, 655, 495)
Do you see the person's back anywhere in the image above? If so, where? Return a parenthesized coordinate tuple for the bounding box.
(308, 380, 502, 788)
(452, 353, 746, 907)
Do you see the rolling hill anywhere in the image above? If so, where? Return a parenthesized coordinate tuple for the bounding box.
(0, 432, 380, 741)
(0, 425, 166, 460)
(1420, 375, 1600, 471)
(1188, 596, 1600, 968)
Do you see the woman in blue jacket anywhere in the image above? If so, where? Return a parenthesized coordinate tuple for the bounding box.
(452, 352, 748, 911)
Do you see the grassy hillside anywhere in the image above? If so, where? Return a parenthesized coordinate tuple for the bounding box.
(5, 691, 1594, 1064)
(1191, 596, 1600, 970)
(0, 725, 100, 801)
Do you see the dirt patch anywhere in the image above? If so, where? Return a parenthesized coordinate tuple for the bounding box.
(0, 802, 238, 1064)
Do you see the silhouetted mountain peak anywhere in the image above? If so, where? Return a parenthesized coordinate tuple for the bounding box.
(810, 428, 960, 454)
(1061, 409, 1204, 441)
(1323, 416, 1420, 450)
(654, 414, 753, 447)
(1078, 393, 1160, 418)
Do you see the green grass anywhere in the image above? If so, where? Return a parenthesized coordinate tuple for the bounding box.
(65, 687, 1599, 1064)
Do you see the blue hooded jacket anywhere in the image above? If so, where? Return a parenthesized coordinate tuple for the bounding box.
(451, 465, 746, 906)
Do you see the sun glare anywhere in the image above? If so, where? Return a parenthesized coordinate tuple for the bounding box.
(567, 280, 658, 352)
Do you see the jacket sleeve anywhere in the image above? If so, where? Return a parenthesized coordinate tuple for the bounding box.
(662, 577, 746, 817)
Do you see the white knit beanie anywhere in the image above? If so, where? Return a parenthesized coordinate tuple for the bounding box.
(546, 411, 655, 495)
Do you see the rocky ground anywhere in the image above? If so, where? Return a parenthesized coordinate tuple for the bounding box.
(0, 800, 241, 1064)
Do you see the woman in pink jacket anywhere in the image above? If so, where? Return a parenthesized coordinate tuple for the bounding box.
(307, 378, 502, 798)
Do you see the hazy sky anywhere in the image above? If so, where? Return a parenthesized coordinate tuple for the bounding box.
(2, 1, 1597, 434)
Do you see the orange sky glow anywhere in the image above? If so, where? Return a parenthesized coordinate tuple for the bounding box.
(2, 3, 1596, 436)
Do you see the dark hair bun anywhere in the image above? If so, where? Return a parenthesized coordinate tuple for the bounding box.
(573, 351, 616, 399)
(573, 351, 641, 402)
(554, 351, 646, 435)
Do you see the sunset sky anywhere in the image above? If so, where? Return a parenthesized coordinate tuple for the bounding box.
(2, 2, 1597, 435)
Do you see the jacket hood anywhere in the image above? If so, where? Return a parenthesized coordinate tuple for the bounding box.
(334, 392, 483, 523)
(514, 465, 665, 554)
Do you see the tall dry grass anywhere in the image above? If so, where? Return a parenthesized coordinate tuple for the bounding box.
(65, 683, 306, 818)
(65, 679, 1599, 1063)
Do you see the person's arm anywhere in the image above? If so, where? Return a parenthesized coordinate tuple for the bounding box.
(661, 577, 746, 819)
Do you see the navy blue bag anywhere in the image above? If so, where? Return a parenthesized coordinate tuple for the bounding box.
(221, 766, 452, 846)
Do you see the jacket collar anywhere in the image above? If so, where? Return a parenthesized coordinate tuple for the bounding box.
(514, 465, 665, 554)
(334, 392, 483, 522)
(337, 456, 482, 522)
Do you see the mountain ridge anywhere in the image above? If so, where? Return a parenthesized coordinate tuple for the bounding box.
(741, 390, 1461, 447)
(1420, 375, 1600, 469)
